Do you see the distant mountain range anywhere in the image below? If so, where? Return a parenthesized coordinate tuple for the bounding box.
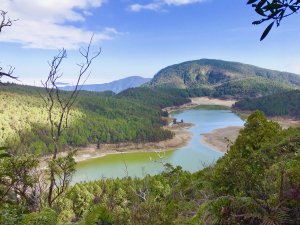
(61, 59, 300, 98)
(61, 76, 151, 93)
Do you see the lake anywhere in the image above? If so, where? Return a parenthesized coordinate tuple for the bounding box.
(72, 107, 244, 183)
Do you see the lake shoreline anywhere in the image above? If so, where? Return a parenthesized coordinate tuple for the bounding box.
(40, 97, 238, 166)
(164, 97, 237, 113)
(73, 97, 240, 162)
(72, 97, 240, 162)
(73, 122, 194, 163)
(39, 122, 194, 167)
(200, 111, 300, 153)
(201, 126, 243, 152)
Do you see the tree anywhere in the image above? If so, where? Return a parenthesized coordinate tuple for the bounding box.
(0, 10, 18, 82)
(248, 0, 300, 40)
(41, 35, 101, 207)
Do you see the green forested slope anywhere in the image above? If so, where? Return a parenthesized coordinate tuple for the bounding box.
(212, 77, 295, 98)
(0, 84, 173, 155)
(146, 59, 300, 98)
(148, 59, 300, 88)
(234, 90, 300, 118)
(2, 111, 299, 225)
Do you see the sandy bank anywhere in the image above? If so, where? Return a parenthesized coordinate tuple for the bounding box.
(165, 97, 237, 113)
(200, 114, 300, 153)
(42, 123, 193, 164)
(191, 97, 236, 107)
(201, 126, 242, 152)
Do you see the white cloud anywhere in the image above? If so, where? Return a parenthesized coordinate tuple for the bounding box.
(130, 3, 162, 12)
(129, 0, 207, 12)
(0, 0, 121, 49)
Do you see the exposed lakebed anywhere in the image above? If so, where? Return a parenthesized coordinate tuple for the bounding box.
(73, 108, 244, 183)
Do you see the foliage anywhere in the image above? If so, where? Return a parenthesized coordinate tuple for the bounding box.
(0, 84, 173, 155)
(0, 111, 300, 224)
(248, 0, 300, 40)
(198, 111, 300, 225)
(117, 87, 192, 108)
(0, 154, 39, 208)
(212, 77, 296, 99)
(81, 205, 115, 225)
(20, 208, 58, 225)
(234, 89, 300, 118)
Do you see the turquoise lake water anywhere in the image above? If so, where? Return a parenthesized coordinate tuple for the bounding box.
(73, 108, 244, 183)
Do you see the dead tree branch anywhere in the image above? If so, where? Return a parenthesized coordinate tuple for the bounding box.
(41, 35, 101, 207)
(0, 10, 18, 83)
(0, 10, 17, 32)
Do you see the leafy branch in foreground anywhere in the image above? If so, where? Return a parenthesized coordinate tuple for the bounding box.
(247, 0, 300, 40)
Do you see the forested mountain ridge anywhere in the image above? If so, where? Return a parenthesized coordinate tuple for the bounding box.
(61, 76, 151, 93)
(146, 59, 300, 96)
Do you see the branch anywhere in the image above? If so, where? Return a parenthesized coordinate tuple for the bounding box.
(0, 10, 18, 33)
(248, 0, 300, 40)
(0, 66, 18, 84)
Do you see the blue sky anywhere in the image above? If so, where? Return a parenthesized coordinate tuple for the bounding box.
(0, 0, 300, 85)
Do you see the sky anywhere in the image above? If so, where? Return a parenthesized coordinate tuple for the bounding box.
(0, 0, 300, 85)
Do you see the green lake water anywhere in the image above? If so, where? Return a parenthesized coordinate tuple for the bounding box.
(73, 108, 244, 183)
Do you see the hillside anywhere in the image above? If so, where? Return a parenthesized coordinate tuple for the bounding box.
(62, 76, 151, 93)
(234, 90, 300, 118)
(147, 59, 300, 97)
(2, 111, 300, 224)
(0, 84, 174, 155)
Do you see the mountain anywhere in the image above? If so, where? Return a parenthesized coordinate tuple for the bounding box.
(147, 59, 300, 97)
(62, 76, 151, 93)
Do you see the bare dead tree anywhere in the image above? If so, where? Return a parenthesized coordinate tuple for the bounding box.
(0, 10, 18, 83)
(0, 10, 17, 32)
(41, 35, 101, 207)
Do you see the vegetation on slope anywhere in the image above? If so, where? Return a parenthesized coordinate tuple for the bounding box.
(1, 111, 299, 224)
(0, 84, 173, 155)
(148, 59, 300, 88)
(234, 90, 300, 118)
(147, 59, 300, 98)
(212, 77, 295, 99)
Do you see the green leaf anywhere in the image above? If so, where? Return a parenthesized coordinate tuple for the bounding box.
(0, 152, 10, 158)
(260, 22, 274, 41)
(289, 6, 297, 13)
(255, 7, 266, 16)
(247, 0, 258, 4)
(263, 3, 283, 10)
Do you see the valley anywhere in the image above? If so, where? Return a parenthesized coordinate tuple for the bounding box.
(2, 2, 300, 223)
(1, 59, 300, 225)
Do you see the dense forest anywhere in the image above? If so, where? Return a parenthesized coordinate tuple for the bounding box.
(212, 77, 295, 99)
(2, 82, 299, 156)
(1, 111, 299, 224)
(0, 84, 175, 155)
(234, 90, 300, 118)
